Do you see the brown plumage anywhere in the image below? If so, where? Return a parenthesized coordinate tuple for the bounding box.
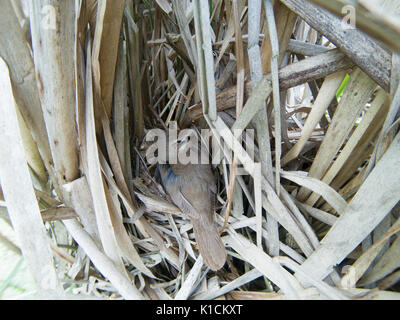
(157, 162, 226, 271)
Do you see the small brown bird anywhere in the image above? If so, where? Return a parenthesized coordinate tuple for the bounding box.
(156, 136, 226, 271)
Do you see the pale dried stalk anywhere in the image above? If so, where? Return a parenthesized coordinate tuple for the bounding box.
(30, 0, 79, 192)
(208, 115, 315, 257)
(63, 177, 100, 244)
(247, 0, 278, 254)
(15, 106, 47, 185)
(184, 49, 352, 125)
(309, 0, 400, 52)
(0, 1, 54, 188)
(99, 152, 155, 278)
(194, 268, 262, 300)
(307, 89, 389, 206)
(193, 0, 217, 121)
(229, 216, 306, 263)
(113, 39, 129, 177)
(282, 71, 347, 165)
(365, 79, 400, 179)
(275, 257, 350, 300)
(218, 0, 246, 241)
(297, 68, 376, 202)
(261, 1, 297, 74)
(281, 170, 347, 215)
(171, 0, 198, 68)
(264, 0, 282, 196)
(359, 232, 400, 286)
(224, 232, 300, 299)
(298, 132, 400, 284)
(213, 0, 237, 72)
(287, 39, 331, 56)
(340, 216, 400, 288)
(280, 0, 392, 92)
(64, 219, 145, 300)
(83, 36, 126, 273)
(295, 200, 337, 226)
(0, 57, 62, 298)
(92, 0, 126, 120)
(174, 255, 204, 300)
(125, 4, 145, 138)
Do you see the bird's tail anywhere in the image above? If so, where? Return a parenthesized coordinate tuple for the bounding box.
(192, 218, 227, 271)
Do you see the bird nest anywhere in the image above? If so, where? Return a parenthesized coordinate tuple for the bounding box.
(0, 0, 399, 300)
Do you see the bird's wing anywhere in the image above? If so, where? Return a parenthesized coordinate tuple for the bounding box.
(157, 164, 200, 219)
(174, 186, 202, 220)
(158, 163, 215, 223)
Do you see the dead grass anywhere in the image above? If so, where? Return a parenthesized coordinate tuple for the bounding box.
(0, 0, 399, 300)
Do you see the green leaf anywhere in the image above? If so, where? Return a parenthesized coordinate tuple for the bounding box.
(336, 74, 350, 99)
